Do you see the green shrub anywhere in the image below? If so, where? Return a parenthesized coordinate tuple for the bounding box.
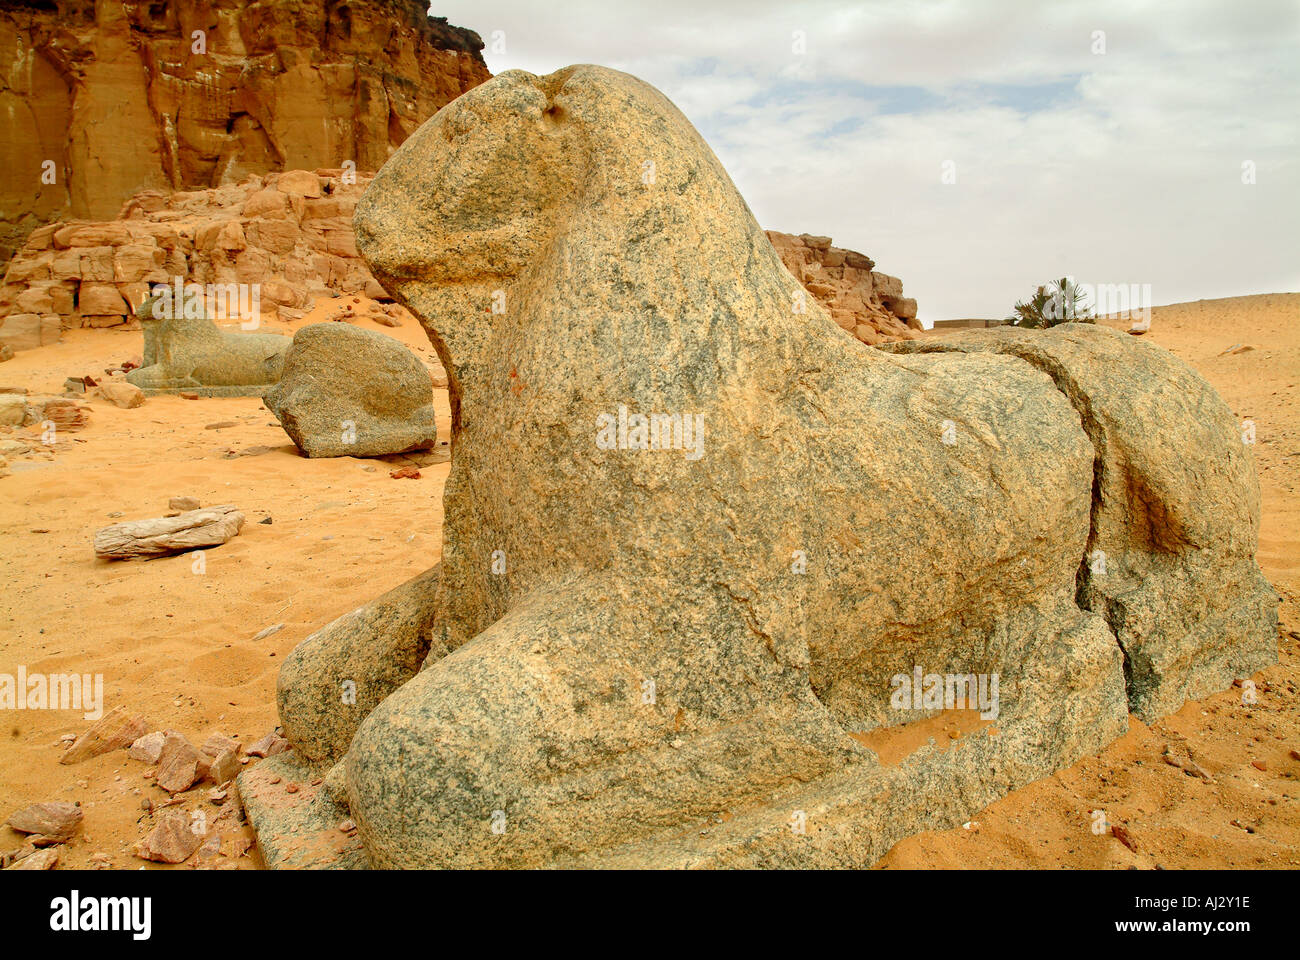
(1004, 277, 1095, 328)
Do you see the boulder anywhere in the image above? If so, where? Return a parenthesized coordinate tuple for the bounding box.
(0, 394, 28, 425)
(873, 273, 904, 300)
(263, 323, 436, 458)
(885, 296, 918, 320)
(0, 313, 59, 352)
(242, 189, 289, 219)
(91, 380, 146, 409)
(276, 171, 323, 198)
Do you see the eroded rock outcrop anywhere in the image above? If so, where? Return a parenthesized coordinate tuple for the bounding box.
(238, 65, 1274, 870)
(767, 231, 920, 343)
(0, 169, 384, 340)
(0, 171, 921, 355)
(0, 0, 490, 265)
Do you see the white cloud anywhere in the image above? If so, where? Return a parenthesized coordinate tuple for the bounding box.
(436, 0, 1300, 321)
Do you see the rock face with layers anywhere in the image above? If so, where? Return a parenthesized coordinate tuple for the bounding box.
(245, 65, 1276, 869)
(0, 0, 490, 265)
(766, 231, 920, 344)
(0, 171, 919, 357)
(0, 168, 390, 340)
(264, 323, 436, 457)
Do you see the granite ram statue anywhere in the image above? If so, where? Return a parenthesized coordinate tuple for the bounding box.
(239, 65, 1276, 869)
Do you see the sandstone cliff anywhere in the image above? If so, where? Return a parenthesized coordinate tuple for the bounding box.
(0, 0, 490, 265)
(767, 231, 921, 343)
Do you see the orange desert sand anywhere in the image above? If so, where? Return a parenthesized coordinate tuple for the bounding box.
(1, 293, 1296, 869)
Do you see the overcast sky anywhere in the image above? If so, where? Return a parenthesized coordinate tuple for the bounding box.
(433, 0, 1299, 323)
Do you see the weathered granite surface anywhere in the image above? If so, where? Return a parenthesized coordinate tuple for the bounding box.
(264, 323, 436, 458)
(247, 65, 1276, 869)
(880, 325, 1278, 721)
(277, 564, 443, 764)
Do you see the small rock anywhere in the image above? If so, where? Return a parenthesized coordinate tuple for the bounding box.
(1111, 823, 1138, 853)
(128, 730, 169, 763)
(92, 380, 146, 409)
(194, 833, 222, 861)
(206, 748, 240, 785)
(245, 732, 290, 758)
(252, 623, 284, 641)
(156, 734, 202, 793)
(221, 833, 253, 859)
(0, 843, 36, 868)
(1251, 759, 1268, 772)
(169, 496, 201, 512)
(6, 801, 82, 841)
(134, 813, 202, 864)
(390, 466, 421, 480)
(60, 706, 149, 764)
(4, 847, 58, 870)
(199, 733, 239, 758)
(204, 421, 238, 430)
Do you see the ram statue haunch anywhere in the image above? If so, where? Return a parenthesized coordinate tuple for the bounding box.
(241, 65, 1276, 869)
